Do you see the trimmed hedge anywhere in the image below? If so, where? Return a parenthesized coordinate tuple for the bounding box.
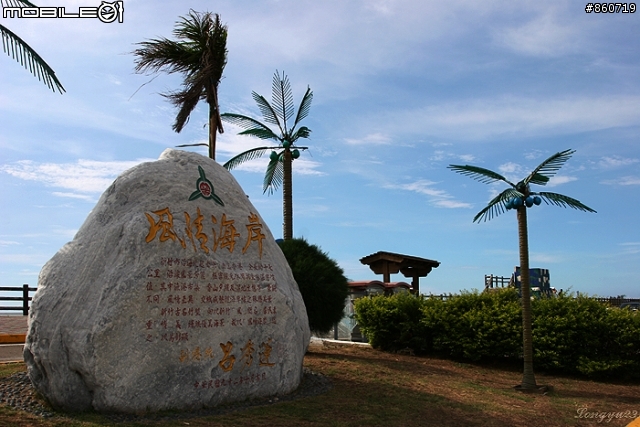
(354, 289, 640, 380)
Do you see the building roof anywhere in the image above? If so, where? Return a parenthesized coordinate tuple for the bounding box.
(359, 251, 440, 276)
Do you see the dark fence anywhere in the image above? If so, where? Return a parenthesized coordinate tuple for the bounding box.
(589, 296, 640, 307)
(0, 285, 37, 315)
(424, 293, 455, 301)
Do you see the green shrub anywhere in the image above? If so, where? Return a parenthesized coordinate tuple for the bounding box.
(353, 287, 640, 379)
(532, 295, 640, 379)
(278, 238, 349, 335)
(422, 289, 521, 361)
(354, 292, 427, 352)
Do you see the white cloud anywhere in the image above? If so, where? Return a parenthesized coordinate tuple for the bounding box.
(344, 133, 392, 146)
(601, 176, 640, 186)
(388, 179, 472, 209)
(498, 162, 521, 174)
(0, 158, 153, 194)
(430, 151, 475, 163)
(547, 175, 577, 187)
(494, 10, 579, 57)
(619, 243, 640, 255)
(383, 95, 640, 141)
(524, 150, 545, 160)
(430, 151, 446, 161)
(598, 156, 639, 169)
(434, 199, 474, 209)
(51, 192, 97, 201)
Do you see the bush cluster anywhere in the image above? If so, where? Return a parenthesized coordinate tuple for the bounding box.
(353, 290, 640, 380)
(278, 238, 349, 335)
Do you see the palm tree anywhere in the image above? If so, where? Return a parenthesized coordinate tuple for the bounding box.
(1, 0, 65, 93)
(221, 71, 313, 240)
(132, 10, 227, 160)
(448, 149, 596, 391)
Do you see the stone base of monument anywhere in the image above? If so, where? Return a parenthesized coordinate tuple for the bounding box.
(513, 384, 553, 394)
(24, 150, 310, 413)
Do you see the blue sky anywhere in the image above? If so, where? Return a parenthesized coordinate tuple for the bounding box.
(1, 0, 639, 300)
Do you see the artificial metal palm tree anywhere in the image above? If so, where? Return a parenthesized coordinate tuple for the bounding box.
(449, 149, 596, 391)
(132, 10, 227, 160)
(1, 0, 65, 93)
(221, 71, 313, 240)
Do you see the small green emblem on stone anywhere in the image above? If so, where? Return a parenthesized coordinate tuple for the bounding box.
(189, 166, 224, 206)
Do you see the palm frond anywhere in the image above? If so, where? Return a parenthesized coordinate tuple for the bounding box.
(133, 38, 191, 75)
(168, 10, 227, 80)
(271, 70, 294, 133)
(293, 86, 313, 128)
(264, 153, 284, 195)
(252, 92, 282, 131)
(473, 188, 524, 223)
(176, 142, 208, 147)
(291, 126, 311, 142)
(448, 164, 515, 186)
(523, 149, 575, 186)
(528, 173, 550, 186)
(223, 147, 270, 171)
(221, 112, 269, 130)
(239, 128, 280, 140)
(221, 113, 279, 141)
(536, 192, 597, 213)
(162, 80, 204, 132)
(1, 23, 65, 93)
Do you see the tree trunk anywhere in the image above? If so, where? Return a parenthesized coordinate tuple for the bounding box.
(517, 205, 537, 389)
(207, 87, 223, 161)
(208, 102, 216, 160)
(283, 148, 293, 240)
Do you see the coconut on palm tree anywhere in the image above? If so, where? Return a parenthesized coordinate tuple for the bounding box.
(221, 71, 313, 240)
(1, 0, 65, 93)
(132, 10, 227, 160)
(448, 149, 596, 391)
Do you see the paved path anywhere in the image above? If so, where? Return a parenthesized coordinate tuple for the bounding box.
(0, 316, 28, 344)
(0, 316, 27, 362)
(0, 344, 24, 363)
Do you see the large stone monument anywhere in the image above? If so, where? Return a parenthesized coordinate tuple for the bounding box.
(24, 149, 310, 413)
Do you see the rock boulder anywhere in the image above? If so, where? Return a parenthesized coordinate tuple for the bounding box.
(24, 149, 310, 413)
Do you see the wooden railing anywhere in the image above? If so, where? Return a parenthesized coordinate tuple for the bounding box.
(0, 285, 37, 315)
(485, 275, 512, 289)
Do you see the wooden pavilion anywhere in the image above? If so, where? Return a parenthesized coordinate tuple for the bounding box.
(359, 251, 440, 294)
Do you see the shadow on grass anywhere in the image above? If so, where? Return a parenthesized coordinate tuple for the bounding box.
(308, 349, 461, 378)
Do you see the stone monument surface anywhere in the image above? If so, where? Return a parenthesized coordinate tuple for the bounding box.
(24, 149, 310, 413)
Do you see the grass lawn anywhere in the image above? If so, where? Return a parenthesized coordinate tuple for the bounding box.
(1, 341, 639, 426)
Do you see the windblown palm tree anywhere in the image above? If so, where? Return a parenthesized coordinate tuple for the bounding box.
(1, 0, 65, 93)
(449, 149, 596, 391)
(221, 71, 313, 240)
(132, 10, 227, 160)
